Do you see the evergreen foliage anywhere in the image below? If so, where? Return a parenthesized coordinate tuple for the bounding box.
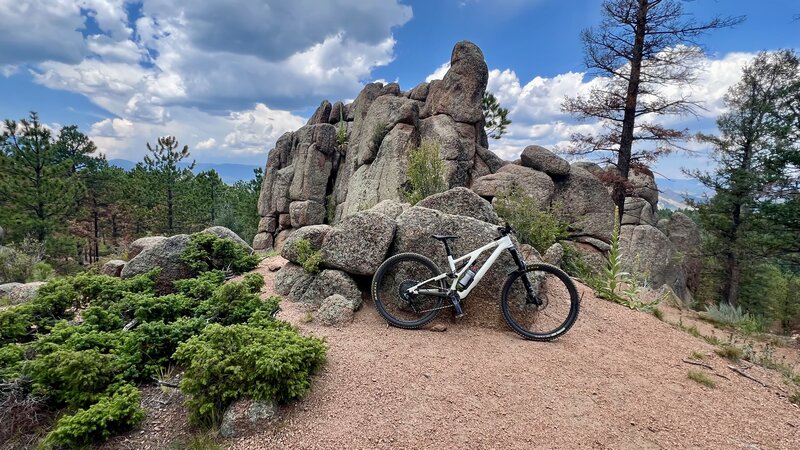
(181, 232, 260, 275)
(482, 92, 511, 139)
(492, 184, 569, 254)
(405, 139, 447, 205)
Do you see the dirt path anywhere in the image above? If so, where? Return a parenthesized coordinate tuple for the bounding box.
(229, 258, 799, 450)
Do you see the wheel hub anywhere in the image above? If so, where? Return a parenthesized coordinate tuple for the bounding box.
(399, 280, 418, 301)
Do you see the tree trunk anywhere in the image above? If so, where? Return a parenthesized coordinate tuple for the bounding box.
(725, 251, 741, 306)
(613, 0, 649, 222)
(167, 186, 174, 234)
(93, 207, 100, 263)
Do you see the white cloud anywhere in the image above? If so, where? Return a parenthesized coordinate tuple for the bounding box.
(196, 138, 217, 150)
(222, 104, 306, 155)
(482, 51, 756, 171)
(425, 62, 450, 82)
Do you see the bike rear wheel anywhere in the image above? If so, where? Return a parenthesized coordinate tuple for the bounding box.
(371, 253, 446, 329)
(500, 263, 580, 341)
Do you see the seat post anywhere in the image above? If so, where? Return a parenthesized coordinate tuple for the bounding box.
(442, 240, 453, 257)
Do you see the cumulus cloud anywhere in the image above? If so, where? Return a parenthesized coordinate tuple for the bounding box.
(6, 0, 411, 163)
(476, 51, 756, 172)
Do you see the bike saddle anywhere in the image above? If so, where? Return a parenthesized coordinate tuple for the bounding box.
(431, 235, 459, 241)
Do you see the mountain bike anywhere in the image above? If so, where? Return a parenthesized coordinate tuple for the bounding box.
(370, 223, 580, 341)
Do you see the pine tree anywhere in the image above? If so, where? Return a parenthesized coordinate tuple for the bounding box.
(0, 112, 85, 242)
(563, 0, 741, 221)
(482, 92, 511, 140)
(688, 50, 800, 306)
(143, 136, 195, 234)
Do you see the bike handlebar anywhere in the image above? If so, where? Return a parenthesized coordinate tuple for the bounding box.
(497, 222, 513, 237)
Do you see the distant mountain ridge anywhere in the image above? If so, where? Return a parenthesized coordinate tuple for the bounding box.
(655, 177, 711, 210)
(109, 159, 261, 184)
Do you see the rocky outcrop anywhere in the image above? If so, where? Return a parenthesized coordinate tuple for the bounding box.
(520, 145, 570, 177)
(319, 211, 396, 276)
(665, 212, 703, 293)
(619, 224, 690, 302)
(0, 281, 46, 305)
(121, 234, 193, 294)
(128, 236, 166, 259)
(202, 226, 252, 252)
(553, 166, 615, 242)
(416, 187, 499, 224)
(101, 260, 126, 277)
(254, 41, 500, 251)
(473, 164, 554, 208)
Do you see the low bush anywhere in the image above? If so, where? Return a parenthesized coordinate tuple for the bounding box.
(122, 317, 206, 380)
(493, 184, 569, 254)
(181, 232, 260, 275)
(699, 302, 764, 333)
(174, 322, 327, 427)
(41, 384, 145, 449)
(175, 270, 226, 300)
(29, 349, 122, 409)
(687, 369, 716, 388)
(405, 139, 447, 205)
(294, 239, 321, 274)
(197, 276, 275, 326)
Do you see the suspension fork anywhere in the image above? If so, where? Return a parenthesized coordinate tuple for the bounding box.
(508, 247, 541, 305)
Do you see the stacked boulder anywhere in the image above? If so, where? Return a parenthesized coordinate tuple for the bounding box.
(253, 41, 505, 251)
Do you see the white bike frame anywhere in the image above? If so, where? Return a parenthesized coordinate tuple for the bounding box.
(410, 235, 516, 300)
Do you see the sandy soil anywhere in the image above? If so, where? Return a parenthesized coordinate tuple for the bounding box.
(98, 257, 800, 449)
(225, 258, 800, 450)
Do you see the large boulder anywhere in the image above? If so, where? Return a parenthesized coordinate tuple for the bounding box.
(520, 145, 570, 177)
(286, 269, 361, 310)
(275, 263, 312, 297)
(422, 41, 488, 123)
(552, 166, 615, 242)
(472, 164, 554, 208)
(629, 168, 659, 208)
(666, 212, 703, 293)
(1, 282, 46, 305)
(128, 236, 166, 259)
(201, 226, 252, 252)
(307, 100, 332, 126)
(619, 225, 690, 301)
(121, 234, 193, 294)
(320, 211, 396, 276)
(280, 225, 333, 264)
(368, 200, 409, 219)
(622, 197, 657, 227)
(101, 260, 126, 277)
(416, 187, 499, 224)
(393, 206, 518, 329)
(289, 200, 326, 228)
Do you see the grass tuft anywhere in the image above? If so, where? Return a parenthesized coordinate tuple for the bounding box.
(687, 370, 716, 388)
(714, 344, 743, 361)
(689, 351, 707, 361)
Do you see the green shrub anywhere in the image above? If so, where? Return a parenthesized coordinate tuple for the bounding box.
(41, 384, 144, 449)
(33, 321, 126, 356)
(0, 343, 25, 379)
(0, 304, 35, 344)
(198, 279, 275, 326)
(122, 318, 206, 380)
(294, 239, 321, 274)
(133, 293, 195, 323)
(175, 270, 226, 299)
(173, 322, 327, 427)
(82, 305, 124, 331)
(30, 261, 54, 281)
(405, 139, 447, 205)
(29, 349, 122, 409)
(493, 184, 569, 254)
(699, 302, 764, 333)
(241, 272, 266, 294)
(181, 232, 260, 275)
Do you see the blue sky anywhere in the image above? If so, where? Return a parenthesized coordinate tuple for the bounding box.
(1, 0, 798, 178)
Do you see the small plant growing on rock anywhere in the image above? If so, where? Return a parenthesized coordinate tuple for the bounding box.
(405, 139, 447, 205)
(594, 208, 658, 312)
(294, 239, 321, 274)
(493, 184, 569, 254)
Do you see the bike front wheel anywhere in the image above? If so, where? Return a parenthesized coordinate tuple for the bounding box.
(500, 263, 580, 341)
(371, 253, 446, 329)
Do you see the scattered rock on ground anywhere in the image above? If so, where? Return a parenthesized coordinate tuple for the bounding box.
(316, 294, 356, 326)
(101, 260, 126, 277)
(1, 281, 46, 305)
(543, 243, 564, 267)
(220, 398, 278, 439)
